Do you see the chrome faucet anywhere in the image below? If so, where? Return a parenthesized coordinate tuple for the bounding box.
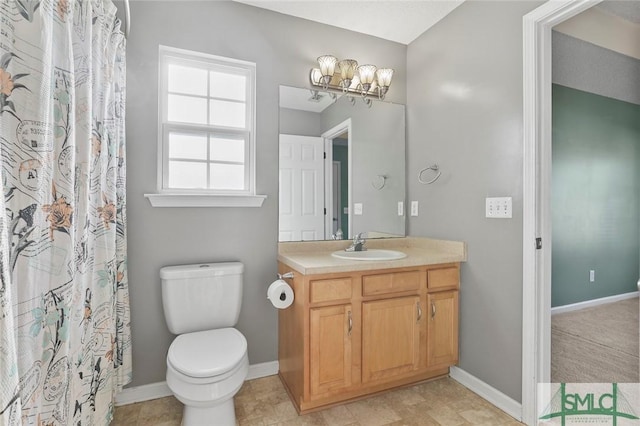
(345, 233, 366, 252)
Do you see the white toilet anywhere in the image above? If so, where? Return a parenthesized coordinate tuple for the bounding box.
(160, 262, 249, 426)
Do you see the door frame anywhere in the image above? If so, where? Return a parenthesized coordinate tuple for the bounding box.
(332, 161, 342, 234)
(521, 1, 601, 424)
(322, 119, 352, 239)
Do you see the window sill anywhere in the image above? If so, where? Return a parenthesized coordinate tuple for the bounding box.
(144, 193, 267, 208)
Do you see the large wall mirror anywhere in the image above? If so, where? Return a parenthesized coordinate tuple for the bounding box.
(279, 85, 406, 242)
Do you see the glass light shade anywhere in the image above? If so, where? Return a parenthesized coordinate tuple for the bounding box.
(357, 64, 377, 85)
(317, 55, 338, 77)
(349, 74, 361, 90)
(338, 59, 358, 80)
(376, 68, 394, 88)
(338, 59, 358, 91)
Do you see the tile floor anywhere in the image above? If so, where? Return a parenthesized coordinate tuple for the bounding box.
(112, 375, 524, 426)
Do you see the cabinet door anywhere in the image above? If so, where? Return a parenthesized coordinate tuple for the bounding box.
(362, 296, 421, 383)
(427, 291, 459, 367)
(309, 304, 353, 396)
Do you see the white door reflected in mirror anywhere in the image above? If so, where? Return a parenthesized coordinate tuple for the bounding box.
(278, 135, 324, 242)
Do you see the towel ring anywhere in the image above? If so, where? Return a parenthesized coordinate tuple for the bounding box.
(418, 165, 441, 185)
(371, 175, 387, 190)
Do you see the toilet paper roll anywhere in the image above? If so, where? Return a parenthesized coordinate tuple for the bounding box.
(267, 279, 294, 309)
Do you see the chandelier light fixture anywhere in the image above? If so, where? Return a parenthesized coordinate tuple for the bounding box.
(309, 55, 394, 106)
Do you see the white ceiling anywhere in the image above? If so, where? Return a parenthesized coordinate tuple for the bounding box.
(279, 85, 340, 112)
(232, 0, 464, 45)
(597, 1, 640, 24)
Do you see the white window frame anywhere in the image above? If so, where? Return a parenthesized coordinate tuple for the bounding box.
(145, 45, 266, 207)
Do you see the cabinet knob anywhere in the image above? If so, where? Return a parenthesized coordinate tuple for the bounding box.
(348, 310, 352, 336)
(417, 301, 422, 322)
(431, 302, 436, 319)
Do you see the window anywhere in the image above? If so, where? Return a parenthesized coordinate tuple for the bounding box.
(146, 46, 265, 207)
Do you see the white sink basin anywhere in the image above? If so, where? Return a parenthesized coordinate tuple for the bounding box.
(331, 249, 407, 261)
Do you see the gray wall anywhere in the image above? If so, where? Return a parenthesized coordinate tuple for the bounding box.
(552, 31, 640, 106)
(279, 108, 322, 137)
(126, 1, 406, 387)
(406, 0, 542, 402)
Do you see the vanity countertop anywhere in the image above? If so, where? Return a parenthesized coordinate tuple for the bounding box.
(278, 237, 467, 275)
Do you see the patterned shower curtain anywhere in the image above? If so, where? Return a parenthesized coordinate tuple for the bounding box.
(0, 0, 131, 424)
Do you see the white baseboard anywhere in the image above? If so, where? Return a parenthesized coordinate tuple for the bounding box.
(449, 366, 522, 421)
(115, 360, 279, 406)
(551, 291, 639, 315)
(115, 381, 172, 406)
(246, 360, 279, 380)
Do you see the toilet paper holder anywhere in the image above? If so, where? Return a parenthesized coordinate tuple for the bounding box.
(268, 275, 295, 308)
(278, 272, 294, 280)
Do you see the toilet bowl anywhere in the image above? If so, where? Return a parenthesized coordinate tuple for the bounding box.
(160, 262, 248, 426)
(166, 328, 248, 425)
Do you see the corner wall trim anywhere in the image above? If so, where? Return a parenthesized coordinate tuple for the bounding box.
(115, 361, 279, 406)
(450, 366, 522, 421)
(551, 291, 638, 315)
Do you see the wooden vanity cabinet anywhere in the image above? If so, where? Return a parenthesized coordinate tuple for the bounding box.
(309, 303, 353, 396)
(427, 290, 459, 367)
(426, 266, 460, 367)
(277, 262, 460, 414)
(362, 295, 422, 383)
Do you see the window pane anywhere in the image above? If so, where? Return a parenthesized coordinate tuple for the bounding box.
(210, 71, 246, 101)
(168, 94, 207, 124)
(209, 100, 245, 128)
(168, 64, 207, 96)
(209, 136, 244, 163)
(169, 133, 207, 160)
(168, 161, 207, 189)
(210, 163, 245, 190)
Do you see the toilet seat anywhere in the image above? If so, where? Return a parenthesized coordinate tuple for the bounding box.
(167, 328, 247, 379)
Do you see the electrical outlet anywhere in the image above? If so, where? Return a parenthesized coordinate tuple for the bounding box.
(353, 203, 363, 215)
(398, 201, 404, 216)
(410, 201, 419, 216)
(486, 197, 512, 218)
(589, 270, 595, 283)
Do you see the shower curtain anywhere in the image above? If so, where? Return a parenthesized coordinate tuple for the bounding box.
(0, 1, 131, 424)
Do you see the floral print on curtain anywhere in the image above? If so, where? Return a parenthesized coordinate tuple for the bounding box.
(0, 0, 131, 424)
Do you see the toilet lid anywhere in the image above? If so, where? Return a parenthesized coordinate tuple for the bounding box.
(168, 328, 247, 378)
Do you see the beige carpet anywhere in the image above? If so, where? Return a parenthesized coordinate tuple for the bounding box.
(551, 297, 639, 383)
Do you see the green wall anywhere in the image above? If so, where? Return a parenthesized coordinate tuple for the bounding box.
(333, 143, 349, 238)
(552, 84, 640, 307)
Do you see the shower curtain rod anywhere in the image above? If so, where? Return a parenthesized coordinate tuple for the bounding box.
(123, 0, 130, 38)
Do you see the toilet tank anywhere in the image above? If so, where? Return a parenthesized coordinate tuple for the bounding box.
(160, 262, 243, 335)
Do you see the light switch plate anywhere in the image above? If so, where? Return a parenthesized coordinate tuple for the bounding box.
(354, 203, 363, 215)
(485, 197, 512, 218)
(410, 201, 419, 217)
(398, 201, 404, 216)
